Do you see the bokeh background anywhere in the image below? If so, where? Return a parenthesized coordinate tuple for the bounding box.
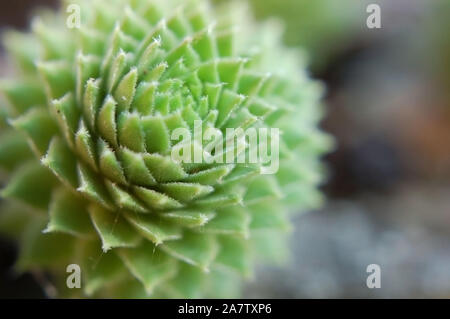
(1, 0, 450, 298)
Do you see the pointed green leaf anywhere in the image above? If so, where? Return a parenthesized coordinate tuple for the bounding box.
(106, 49, 129, 92)
(80, 240, 124, 296)
(52, 93, 80, 147)
(118, 148, 156, 187)
(237, 72, 268, 97)
(216, 89, 245, 128)
(89, 204, 141, 252)
(33, 18, 73, 60)
(160, 183, 213, 202)
(192, 193, 242, 209)
(45, 188, 93, 237)
(218, 58, 244, 89)
(164, 263, 205, 298)
(78, 27, 106, 56)
(142, 153, 186, 183)
(98, 138, 127, 185)
(202, 206, 250, 237)
(76, 53, 101, 103)
(75, 121, 98, 171)
(121, 6, 149, 39)
(82, 78, 102, 130)
(131, 81, 156, 115)
(0, 80, 46, 114)
(105, 181, 147, 213)
(97, 95, 118, 148)
(9, 108, 59, 156)
(141, 116, 170, 153)
(183, 165, 234, 185)
(117, 243, 177, 294)
(3, 30, 40, 72)
(1, 161, 57, 210)
(216, 235, 252, 276)
(117, 112, 146, 152)
(17, 218, 76, 270)
(0, 202, 33, 240)
(41, 137, 78, 188)
(142, 61, 167, 83)
(161, 231, 218, 272)
(37, 61, 74, 99)
(136, 39, 164, 78)
(132, 186, 182, 210)
(248, 202, 291, 231)
(124, 212, 181, 245)
(244, 176, 283, 204)
(77, 164, 113, 209)
(114, 67, 138, 112)
(204, 83, 223, 109)
(161, 210, 215, 228)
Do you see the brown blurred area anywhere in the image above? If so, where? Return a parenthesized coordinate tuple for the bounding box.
(1, 0, 450, 298)
(245, 0, 450, 298)
(0, 0, 58, 31)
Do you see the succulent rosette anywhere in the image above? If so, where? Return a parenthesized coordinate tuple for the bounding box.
(0, 0, 331, 298)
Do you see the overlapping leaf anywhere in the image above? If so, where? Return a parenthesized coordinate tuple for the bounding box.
(0, 0, 331, 298)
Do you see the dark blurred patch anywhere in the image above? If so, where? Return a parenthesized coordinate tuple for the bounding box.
(0, 0, 59, 30)
(317, 38, 405, 197)
(0, 238, 45, 298)
(325, 137, 403, 197)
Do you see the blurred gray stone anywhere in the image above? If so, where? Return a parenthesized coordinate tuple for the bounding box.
(244, 192, 450, 298)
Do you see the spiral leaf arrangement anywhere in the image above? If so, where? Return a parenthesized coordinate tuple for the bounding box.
(0, 0, 331, 298)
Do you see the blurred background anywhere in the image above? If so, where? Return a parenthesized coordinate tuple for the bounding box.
(1, 0, 450, 298)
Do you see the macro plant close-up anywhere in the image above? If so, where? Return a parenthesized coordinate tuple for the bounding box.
(1, 0, 450, 304)
(0, 0, 330, 298)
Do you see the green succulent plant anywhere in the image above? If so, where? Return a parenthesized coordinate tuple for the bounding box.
(0, 0, 331, 298)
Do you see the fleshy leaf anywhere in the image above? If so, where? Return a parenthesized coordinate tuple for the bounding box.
(17, 218, 76, 270)
(118, 148, 156, 187)
(133, 186, 182, 210)
(9, 108, 59, 155)
(77, 164, 113, 209)
(216, 235, 252, 276)
(97, 95, 119, 148)
(140, 115, 171, 153)
(161, 231, 218, 271)
(79, 240, 125, 296)
(105, 181, 147, 213)
(202, 206, 250, 237)
(124, 212, 181, 245)
(183, 165, 234, 185)
(1, 161, 57, 210)
(97, 138, 127, 185)
(0, 80, 46, 114)
(117, 242, 177, 294)
(117, 112, 146, 152)
(41, 137, 78, 188)
(161, 210, 215, 228)
(160, 183, 213, 202)
(45, 188, 93, 237)
(37, 61, 74, 99)
(0, 129, 32, 171)
(75, 121, 98, 171)
(142, 153, 187, 183)
(114, 67, 138, 112)
(89, 204, 141, 252)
